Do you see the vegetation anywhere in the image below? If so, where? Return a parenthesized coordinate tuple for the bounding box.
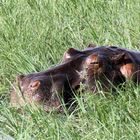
(0, 0, 140, 139)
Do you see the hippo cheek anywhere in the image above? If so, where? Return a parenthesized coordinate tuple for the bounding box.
(87, 66, 100, 76)
(32, 93, 45, 102)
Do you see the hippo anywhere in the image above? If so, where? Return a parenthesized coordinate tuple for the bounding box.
(10, 53, 91, 112)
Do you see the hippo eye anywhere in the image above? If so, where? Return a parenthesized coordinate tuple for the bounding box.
(90, 62, 99, 64)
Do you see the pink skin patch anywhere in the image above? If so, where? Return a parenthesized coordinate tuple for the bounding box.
(120, 63, 134, 80)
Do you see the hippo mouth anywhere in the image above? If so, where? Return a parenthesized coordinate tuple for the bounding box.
(33, 93, 45, 102)
(90, 86, 97, 93)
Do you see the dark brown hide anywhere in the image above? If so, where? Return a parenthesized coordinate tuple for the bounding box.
(62, 45, 126, 92)
(110, 49, 140, 83)
(10, 54, 89, 112)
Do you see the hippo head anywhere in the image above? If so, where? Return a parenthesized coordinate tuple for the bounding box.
(10, 74, 70, 112)
(84, 52, 125, 92)
(10, 75, 52, 105)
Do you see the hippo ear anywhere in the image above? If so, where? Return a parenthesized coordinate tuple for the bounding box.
(16, 74, 25, 83)
(62, 48, 81, 61)
(29, 80, 40, 90)
(110, 52, 126, 61)
(67, 48, 79, 54)
(87, 44, 96, 48)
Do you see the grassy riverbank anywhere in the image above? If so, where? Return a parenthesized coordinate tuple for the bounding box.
(0, 0, 140, 139)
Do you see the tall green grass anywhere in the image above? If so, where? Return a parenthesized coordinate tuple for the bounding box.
(0, 0, 140, 139)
